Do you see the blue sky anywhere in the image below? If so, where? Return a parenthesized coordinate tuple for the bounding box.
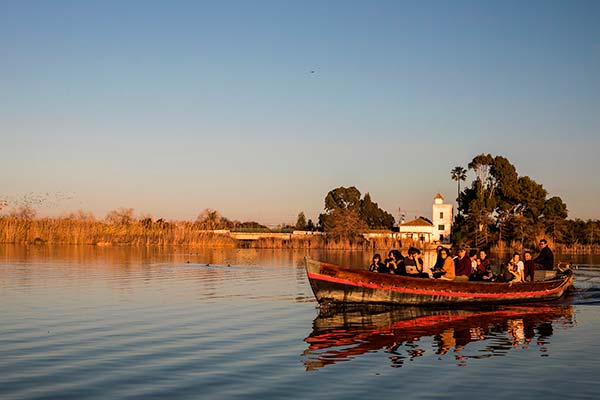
(1, 0, 599, 224)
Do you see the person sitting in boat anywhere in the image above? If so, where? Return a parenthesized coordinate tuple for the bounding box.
(385, 249, 405, 275)
(404, 247, 428, 278)
(534, 239, 554, 270)
(507, 253, 525, 283)
(369, 253, 388, 273)
(431, 246, 445, 274)
(468, 250, 479, 280)
(523, 250, 536, 282)
(432, 247, 455, 280)
(477, 250, 494, 281)
(454, 247, 471, 281)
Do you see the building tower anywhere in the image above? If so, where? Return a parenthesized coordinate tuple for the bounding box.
(432, 193, 453, 243)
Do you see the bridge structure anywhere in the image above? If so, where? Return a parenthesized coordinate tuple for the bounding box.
(204, 230, 398, 241)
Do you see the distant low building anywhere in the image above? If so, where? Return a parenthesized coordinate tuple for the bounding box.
(398, 217, 434, 243)
(398, 194, 453, 244)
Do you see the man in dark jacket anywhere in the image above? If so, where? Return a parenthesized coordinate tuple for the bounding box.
(524, 250, 536, 282)
(533, 239, 554, 270)
(454, 248, 471, 280)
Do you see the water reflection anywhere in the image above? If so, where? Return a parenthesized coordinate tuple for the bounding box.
(0, 244, 378, 271)
(303, 304, 574, 370)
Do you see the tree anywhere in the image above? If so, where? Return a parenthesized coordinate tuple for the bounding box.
(498, 175, 546, 246)
(306, 219, 315, 231)
(319, 186, 395, 235)
(320, 186, 361, 233)
(542, 196, 568, 242)
(450, 166, 467, 212)
(460, 155, 498, 247)
(324, 186, 362, 213)
(543, 196, 568, 220)
(582, 219, 599, 245)
(140, 217, 153, 229)
(360, 193, 395, 229)
(196, 209, 233, 230)
(106, 208, 135, 225)
(564, 219, 585, 245)
(455, 154, 561, 247)
(235, 220, 268, 230)
(322, 208, 368, 237)
(295, 212, 307, 230)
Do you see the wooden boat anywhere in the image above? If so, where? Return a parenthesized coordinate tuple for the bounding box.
(305, 257, 573, 306)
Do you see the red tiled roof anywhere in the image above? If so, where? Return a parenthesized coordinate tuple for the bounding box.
(434, 193, 444, 200)
(400, 217, 433, 227)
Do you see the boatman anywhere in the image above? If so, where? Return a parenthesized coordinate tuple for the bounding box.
(533, 239, 554, 270)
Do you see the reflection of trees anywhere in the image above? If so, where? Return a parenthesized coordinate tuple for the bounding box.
(303, 305, 574, 371)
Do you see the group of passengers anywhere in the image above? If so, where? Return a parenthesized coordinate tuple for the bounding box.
(500, 239, 554, 283)
(368, 247, 429, 278)
(368, 239, 554, 283)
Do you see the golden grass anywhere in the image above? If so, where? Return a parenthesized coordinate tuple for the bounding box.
(0, 217, 236, 247)
(0, 217, 407, 250)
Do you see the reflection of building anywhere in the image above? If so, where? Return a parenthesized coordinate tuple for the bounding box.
(399, 194, 453, 244)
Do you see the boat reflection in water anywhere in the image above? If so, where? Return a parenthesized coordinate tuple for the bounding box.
(303, 303, 574, 370)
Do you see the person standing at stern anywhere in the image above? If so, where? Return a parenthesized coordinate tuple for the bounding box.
(534, 239, 554, 270)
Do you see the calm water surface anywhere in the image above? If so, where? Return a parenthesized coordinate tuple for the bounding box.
(1, 245, 599, 399)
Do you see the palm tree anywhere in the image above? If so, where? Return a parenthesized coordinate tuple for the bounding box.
(451, 166, 467, 213)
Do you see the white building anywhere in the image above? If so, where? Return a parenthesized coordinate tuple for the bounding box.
(432, 193, 453, 243)
(399, 194, 453, 244)
(398, 217, 434, 243)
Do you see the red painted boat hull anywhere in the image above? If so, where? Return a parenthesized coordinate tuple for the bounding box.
(305, 258, 573, 306)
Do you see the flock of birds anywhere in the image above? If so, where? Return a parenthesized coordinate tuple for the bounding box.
(0, 191, 76, 212)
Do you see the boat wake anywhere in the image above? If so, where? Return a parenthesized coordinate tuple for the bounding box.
(572, 268, 600, 305)
(571, 287, 600, 305)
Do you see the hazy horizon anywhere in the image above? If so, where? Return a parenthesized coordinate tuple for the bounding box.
(2, 1, 599, 225)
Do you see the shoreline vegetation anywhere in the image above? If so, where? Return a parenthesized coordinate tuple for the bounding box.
(1, 154, 598, 254)
(0, 215, 402, 250)
(0, 216, 598, 254)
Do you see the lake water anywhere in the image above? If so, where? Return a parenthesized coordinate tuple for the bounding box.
(1, 245, 600, 399)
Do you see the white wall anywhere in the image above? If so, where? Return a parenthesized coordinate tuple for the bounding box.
(432, 203, 453, 243)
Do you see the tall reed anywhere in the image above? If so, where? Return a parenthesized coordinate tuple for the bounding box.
(0, 217, 409, 250)
(0, 217, 236, 247)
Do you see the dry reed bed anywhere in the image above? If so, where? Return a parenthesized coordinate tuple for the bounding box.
(0, 218, 236, 247)
(0, 218, 405, 250)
